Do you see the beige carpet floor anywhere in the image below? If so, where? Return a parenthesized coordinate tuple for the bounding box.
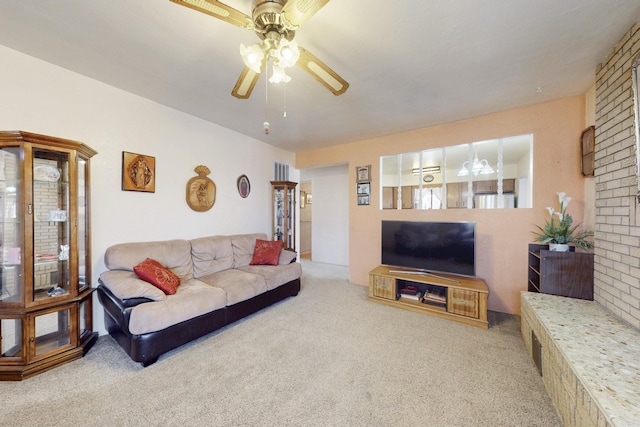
(1, 260, 560, 426)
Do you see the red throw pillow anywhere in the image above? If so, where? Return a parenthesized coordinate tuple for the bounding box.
(250, 239, 283, 266)
(133, 258, 181, 295)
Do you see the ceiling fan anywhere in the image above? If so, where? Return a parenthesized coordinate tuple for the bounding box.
(169, 0, 349, 99)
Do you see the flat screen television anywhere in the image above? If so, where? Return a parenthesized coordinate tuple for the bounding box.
(381, 220, 476, 277)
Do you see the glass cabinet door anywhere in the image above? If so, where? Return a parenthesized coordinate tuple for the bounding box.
(0, 318, 22, 360)
(32, 149, 70, 303)
(77, 158, 88, 291)
(0, 147, 22, 304)
(286, 186, 295, 250)
(271, 181, 297, 251)
(273, 186, 285, 242)
(31, 305, 74, 360)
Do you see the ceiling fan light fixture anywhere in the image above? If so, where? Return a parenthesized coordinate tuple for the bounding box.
(172, 0, 348, 99)
(269, 64, 291, 83)
(240, 43, 265, 73)
(276, 39, 300, 68)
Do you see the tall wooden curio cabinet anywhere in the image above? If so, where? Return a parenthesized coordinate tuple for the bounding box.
(0, 131, 98, 380)
(271, 181, 297, 251)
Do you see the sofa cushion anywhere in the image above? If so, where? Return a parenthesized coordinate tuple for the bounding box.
(128, 279, 227, 335)
(99, 270, 167, 301)
(239, 262, 302, 291)
(278, 249, 297, 265)
(250, 239, 283, 266)
(104, 239, 194, 280)
(190, 235, 234, 278)
(197, 269, 267, 306)
(134, 258, 181, 295)
(230, 233, 268, 267)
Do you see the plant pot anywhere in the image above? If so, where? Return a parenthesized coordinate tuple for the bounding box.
(549, 243, 569, 252)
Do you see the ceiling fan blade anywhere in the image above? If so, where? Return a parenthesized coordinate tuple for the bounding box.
(282, 0, 329, 28)
(231, 60, 266, 99)
(169, 0, 253, 29)
(297, 47, 349, 96)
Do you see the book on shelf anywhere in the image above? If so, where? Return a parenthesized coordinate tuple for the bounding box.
(399, 292, 422, 301)
(423, 293, 446, 303)
(399, 285, 418, 295)
(422, 287, 446, 304)
(422, 296, 446, 304)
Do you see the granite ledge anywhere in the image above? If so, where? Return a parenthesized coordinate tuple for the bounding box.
(521, 292, 640, 426)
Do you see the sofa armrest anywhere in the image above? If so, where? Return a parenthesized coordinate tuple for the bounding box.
(96, 283, 153, 329)
(278, 249, 297, 265)
(99, 270, 166, 301)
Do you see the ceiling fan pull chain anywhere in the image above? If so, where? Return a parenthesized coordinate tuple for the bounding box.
(283, 82, 287, 118)
(264, 63, 270, 134)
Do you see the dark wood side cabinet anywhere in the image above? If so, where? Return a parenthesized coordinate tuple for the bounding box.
(528, 244, 594, 300)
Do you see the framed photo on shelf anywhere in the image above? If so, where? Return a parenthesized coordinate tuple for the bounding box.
(122, 151, 155, 192)
(357, 182, 370, 195)
(356, 165, 371, 183)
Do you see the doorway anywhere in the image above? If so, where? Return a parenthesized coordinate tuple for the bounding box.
(300, 181, 312, 259)
(299, 164, 349, 266)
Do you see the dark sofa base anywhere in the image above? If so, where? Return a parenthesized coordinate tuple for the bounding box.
(97, 278, 300, 366)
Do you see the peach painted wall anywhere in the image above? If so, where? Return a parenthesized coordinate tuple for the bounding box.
(296, 96, 587, 314)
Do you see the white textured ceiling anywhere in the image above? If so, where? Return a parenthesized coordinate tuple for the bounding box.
(0, 1, 639, 153)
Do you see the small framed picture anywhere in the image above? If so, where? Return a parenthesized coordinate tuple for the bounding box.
(356, 165, 371, 183)
(237, 174, 250, 198)
(580, 126, 595, 177)
(358, 195, 370, 206)
(306, 193, 312, 204)
(122, 151, 155, 192)
(357, 182, 370, 195)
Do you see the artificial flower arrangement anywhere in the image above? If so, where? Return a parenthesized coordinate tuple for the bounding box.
(532, 192, 594, 250)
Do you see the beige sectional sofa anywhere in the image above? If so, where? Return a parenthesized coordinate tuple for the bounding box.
(96, 233, 301, 366)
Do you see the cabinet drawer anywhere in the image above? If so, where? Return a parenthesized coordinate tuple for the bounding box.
(448, 288, 479, 318)
(370, 275, 395, 300)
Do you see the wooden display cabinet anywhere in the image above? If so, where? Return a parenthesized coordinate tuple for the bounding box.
(369, 265, 489, 328)
(271, 181, 297, 251)
(527, 243, 594, 300)
(0, 131, 98, 381)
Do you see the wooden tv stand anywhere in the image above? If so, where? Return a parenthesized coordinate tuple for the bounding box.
(368, 266, 489, 328)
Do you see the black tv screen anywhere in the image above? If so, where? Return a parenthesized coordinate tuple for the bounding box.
(381, 220, 476, 277)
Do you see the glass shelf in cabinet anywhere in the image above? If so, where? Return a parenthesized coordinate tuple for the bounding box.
(33, 179, 68, 186)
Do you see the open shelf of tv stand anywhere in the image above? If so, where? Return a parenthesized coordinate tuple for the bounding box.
(368, 265, 489, 328)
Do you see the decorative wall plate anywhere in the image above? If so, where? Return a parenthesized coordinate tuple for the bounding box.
(34, 165, 60, 181)
(186, 165, 216, 212)
(237, 175, 250, 198)
(122, 151, 155, 192)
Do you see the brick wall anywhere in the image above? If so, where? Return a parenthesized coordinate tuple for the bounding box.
(594, 20, 640, 329)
